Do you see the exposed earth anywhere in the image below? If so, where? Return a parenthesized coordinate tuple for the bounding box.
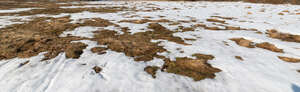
(0, 1, 300, 92)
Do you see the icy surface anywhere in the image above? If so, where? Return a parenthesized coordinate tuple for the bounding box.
(0, 1, 300, 92)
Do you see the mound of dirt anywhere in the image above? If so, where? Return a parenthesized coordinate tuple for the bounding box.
(162, 54, 221, 81)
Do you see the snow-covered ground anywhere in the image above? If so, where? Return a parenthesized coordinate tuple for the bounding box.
(0, 1, 300, 92)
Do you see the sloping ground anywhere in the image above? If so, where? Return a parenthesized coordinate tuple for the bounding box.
(0, 1, 300, 92)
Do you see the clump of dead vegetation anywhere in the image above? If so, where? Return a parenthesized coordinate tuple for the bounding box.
(91, 47, 108, 55)
(243, 0, 300, 5)
(162, 53, 221, 81)
(0, 7, 129, 16)
(230, 38, 283, 53)
(0, 16, 81, 60)
(91, 23, 190, 62)
(267, 29, 300, 43)
(65, 42, 87, 58)
(278, 56, 300, 63)
(193, 22, 258, 32)
(230, 38, 255, 48)
(235, 56, 244, 61)
(206, 18, 226, 24)
(255, 42, 284, 53)
(144, 66, 160, 78)
(0, 15, 118, 61)
(119, 19, 172, 24)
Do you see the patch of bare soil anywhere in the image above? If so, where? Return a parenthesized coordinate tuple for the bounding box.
(235, 56, 244, 61)
(162, 53, 221, 81)
(230, 38, 283, 53)
(278, 56, 300, 63)
(144, 66, 160, 78)
(267, 29, 300, 43)
(297, 70, 300, 73)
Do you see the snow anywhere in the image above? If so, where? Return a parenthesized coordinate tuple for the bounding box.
(1, 1, 300, 92)
(0, 8, 35, 13)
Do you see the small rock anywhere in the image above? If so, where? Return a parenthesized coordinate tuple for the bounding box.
(93, 66, 102, 73)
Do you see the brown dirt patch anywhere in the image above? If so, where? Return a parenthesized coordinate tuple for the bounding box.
(278, 56, 300, 63)
(144, 66, 160, 78)
(162, 53, 221, 81)
(267, 29, 300, 43)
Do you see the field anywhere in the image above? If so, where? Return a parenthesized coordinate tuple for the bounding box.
(0, 1, 300, 92)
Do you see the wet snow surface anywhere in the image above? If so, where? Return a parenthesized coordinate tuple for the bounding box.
(1, 1, 300, 92)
